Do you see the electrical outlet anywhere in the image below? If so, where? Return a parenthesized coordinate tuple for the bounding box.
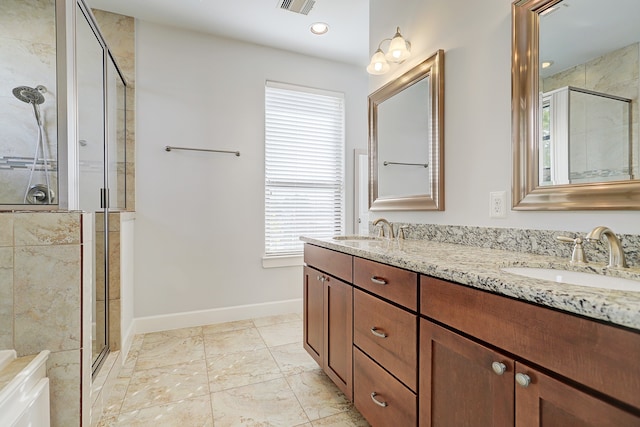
(489, 191, 507, 218)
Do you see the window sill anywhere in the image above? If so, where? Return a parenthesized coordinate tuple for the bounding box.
(262, 254, 304, 269)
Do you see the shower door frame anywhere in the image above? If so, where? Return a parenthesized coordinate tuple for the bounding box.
(74, 0, 129, 376)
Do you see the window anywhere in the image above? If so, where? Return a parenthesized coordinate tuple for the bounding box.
(265, 81, 345, 257)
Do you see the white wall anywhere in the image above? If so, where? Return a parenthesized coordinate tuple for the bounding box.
(370, 0, 640, 234)
(135, 21, 368, 318)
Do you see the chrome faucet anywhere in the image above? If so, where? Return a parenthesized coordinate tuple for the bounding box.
(585, 226, 628, 268)
(372, 218, 395, 239)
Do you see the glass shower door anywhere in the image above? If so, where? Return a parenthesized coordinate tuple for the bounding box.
(76, 4, 109, 374)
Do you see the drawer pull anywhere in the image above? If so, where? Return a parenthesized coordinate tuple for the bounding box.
(370, 327, 388, 338)
(516, 373, 531, 388)
(370, 392, 388, 407)
(491, 362, 507, 375)
(370, 276, 388, 285)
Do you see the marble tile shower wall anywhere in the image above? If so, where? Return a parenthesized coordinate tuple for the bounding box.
(378, 223, 640, 268)
(0, 211, 89, 426)
(0, 0, 58, 203)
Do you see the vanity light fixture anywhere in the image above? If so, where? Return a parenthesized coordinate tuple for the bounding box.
(310, 22, 329, 35)
(367, 27, 411, 75)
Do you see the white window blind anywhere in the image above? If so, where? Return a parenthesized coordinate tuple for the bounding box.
(265, 81, 345, 257)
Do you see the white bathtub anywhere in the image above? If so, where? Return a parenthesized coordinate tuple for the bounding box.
(0, 349, 51, 427)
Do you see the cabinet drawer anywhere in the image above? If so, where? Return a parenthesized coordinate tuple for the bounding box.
(304, 244, 352, 282)
(354, 347, 416, 427)
(421, 275, 640, 410)
(353, 257, 417, 310)
(354, 289, 417, 391)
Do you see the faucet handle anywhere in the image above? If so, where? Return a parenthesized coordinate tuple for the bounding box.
(398, 225, 409, 240)
(556, 235, 588, 264)
(374, 224, 385, 238)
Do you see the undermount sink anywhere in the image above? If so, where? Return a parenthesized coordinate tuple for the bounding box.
(332, 235, 381, 241)
(501, 267, 640, 292)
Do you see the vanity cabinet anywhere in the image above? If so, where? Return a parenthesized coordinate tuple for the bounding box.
(303, 245, 353, 399)
(420, 275, 640, 427)
(304, 242, 640, 427)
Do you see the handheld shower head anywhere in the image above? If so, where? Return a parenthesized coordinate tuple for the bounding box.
(12, 86, 45, 105)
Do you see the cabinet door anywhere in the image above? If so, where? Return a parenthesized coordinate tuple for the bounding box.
(303, 266, 323, 366)
(515, 362, 640, 427)
(324, 275, 353, 400)
(419, 319, 514, 427)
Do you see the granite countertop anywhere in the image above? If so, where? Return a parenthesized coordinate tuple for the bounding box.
(301, 236, 640, 331)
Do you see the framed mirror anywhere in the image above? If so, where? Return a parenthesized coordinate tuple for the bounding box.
(369, 49, 444, 211)
(512, 0, 640, 210)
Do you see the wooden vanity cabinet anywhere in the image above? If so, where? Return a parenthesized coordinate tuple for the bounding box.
(303, 245, 353, 399)
(420, 275, 640, 427)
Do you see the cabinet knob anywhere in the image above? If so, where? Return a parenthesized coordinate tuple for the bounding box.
(491, 362, 507, 375)
(370, 392, 388, 407)
(370, 276, 388, 285)
(370, 327, 388, 338)
(515, 373, 531, 388)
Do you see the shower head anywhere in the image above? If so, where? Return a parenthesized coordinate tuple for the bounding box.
(12, 86, 45, 105)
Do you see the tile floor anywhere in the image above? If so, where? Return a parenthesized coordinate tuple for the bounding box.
(96, 313, 370, 426)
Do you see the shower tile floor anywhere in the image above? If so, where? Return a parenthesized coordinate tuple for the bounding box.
(96, 313, 370, 426)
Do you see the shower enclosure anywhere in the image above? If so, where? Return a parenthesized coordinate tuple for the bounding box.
(0, 0, 128, 375)
(540, 86, 633, 186)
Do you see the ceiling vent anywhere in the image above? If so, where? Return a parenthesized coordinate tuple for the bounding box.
(278, 0, 315, 15)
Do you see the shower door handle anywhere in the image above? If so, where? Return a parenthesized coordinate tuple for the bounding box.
(100, 188, 109, 209)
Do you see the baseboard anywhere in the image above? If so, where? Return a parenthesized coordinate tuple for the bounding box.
(119, 321, 136, 366)
(132, 298, 303, 335)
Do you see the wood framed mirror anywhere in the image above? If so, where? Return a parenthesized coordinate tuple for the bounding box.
(512, 0, 640, 210)
(368, 49, 444, 211)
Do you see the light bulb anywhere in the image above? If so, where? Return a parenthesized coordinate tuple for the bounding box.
(385, 28, 411, 63)
(367, 49, 390, 75)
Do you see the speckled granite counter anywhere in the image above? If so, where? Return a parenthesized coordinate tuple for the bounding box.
(301, 236, 640, 331)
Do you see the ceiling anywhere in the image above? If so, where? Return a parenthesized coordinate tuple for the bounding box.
(87, 0, 370, 67)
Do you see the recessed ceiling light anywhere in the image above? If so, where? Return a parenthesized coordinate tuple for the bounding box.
(541, 60, 554, 69)
(310, 22, 329, 35)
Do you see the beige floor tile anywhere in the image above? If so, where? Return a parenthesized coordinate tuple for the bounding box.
(252, 313, 302, 327)
(211, 378, 309, 426)
(96, 415, 118, 427)
(257, 320, 303, 347)
(311, 410, 371, 426)
(102, 377, 130, 418)
(113, 395, 214, 427)
(142, 326, 203, 344)
(206, 348, 283, 392)
(269, 342, 320, 375)
(202, 319, 254, 335)
(119, 349, 138, 378)
(204, 327, 266, 357)
(121, 360, 209, 413)
(286, 370, 352, 421)
(97, 314, 370, 427)
(135, 335, 205, 371)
